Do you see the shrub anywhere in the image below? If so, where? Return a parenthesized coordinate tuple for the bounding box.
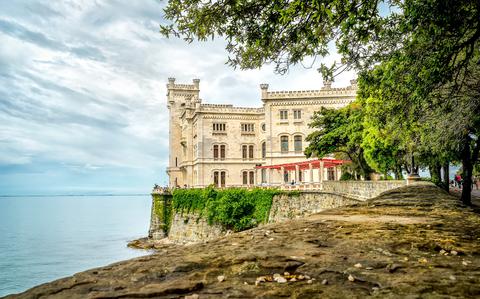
(172, 187, 284, 231)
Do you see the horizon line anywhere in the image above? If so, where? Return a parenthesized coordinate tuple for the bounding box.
(0, 193, 151, 198)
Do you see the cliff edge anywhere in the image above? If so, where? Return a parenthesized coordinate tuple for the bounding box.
(6, 185, 480, 298)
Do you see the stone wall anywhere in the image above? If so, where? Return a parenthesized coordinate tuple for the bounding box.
(322, 180, 407, 200)
(268, 192, 361, 223)
(167, 212, 224, 244)
(148, 181, 411, 243)
(148, 193, 172, 240)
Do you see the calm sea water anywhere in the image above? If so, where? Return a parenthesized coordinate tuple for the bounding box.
(0, 195, 152, 297)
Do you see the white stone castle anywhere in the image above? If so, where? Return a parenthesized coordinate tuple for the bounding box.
(166, 78, 357, 188)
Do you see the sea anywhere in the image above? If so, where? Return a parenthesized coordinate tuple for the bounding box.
(0, 194, 152, 297)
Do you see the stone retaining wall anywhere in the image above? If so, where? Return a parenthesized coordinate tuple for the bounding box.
(322, 180, 407, 200)
(167, 212, 224, 244)
(148, 181, 412, 243)
(268, 192, 361, 223)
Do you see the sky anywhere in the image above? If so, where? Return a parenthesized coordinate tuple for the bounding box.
(0, 0, 355, 195)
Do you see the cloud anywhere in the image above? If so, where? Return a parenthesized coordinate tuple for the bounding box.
(0, 0, 353, 195)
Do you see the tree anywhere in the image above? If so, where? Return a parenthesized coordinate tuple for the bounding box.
(305, 103, 373, 179)
(161, 0, 479, 81)
(161, 0, 480, 203)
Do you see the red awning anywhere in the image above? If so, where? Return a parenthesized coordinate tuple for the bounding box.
(255, 158, 349, 171)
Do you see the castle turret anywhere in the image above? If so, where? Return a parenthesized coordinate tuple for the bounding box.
(260, 83, 269, 101)
(166, 78, 200, 188)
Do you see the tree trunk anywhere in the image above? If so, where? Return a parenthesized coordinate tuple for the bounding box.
(428, 162, 442, 185)
(460, 135, 476, 205)
(442, 162, 449, 192)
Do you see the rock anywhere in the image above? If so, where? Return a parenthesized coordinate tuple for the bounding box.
(321, 279, 328, 285)
(365, 267, 373, 270)
(304, 275, 311, 280)
(348, 274, 355, 282)
(276, 277, 287, 283)
(451, 250, 458, 256)
(440, 249, 446, 255)
(185, 294, 199, 299)
(290, 277, 297, 282)
(244, 282, 248, 285)
(256, 276, 266, 282)
(273, 273, 281, 279)
(284, 271, 290, 276)
(462, 261, 469, 266)
(268, 238, 274, 241)
(419, 258, 428, 264)
(217, 275, 225, 282)
(354, 263, 362, 268)
(307, 279, 313, 284)
(386, 263, 403, 273)
(449, 275, 456, 281)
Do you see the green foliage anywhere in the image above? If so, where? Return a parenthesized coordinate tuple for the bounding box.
(172, 187, 284, 231)
(305, 103, 373, 179)
(153, 194, 172, 233)
(340, 172, 354, 181)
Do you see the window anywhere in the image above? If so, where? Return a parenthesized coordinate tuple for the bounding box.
(294, 135, 302, 152)
(214, 171, 226, 187)
(249, 145, 254, 159)
(242, 145, 248, 160)
(328, 168, 335, 181)
(249, 171, 255, 185)
(261, 123, 266, 132)
(283, 171, 289, 183)
(220, 145, 226, 160)
(220, 171, 226, 187)
(213, 145, 219, 160)
(280, 110, 288, 120)
(242, 171, 248, 185)
(214, 144, 226, 160)
(175, 157, 178, 167)
(261, 169, 267, 183)
(241, 123, 255, 133)
(213, 123, 226, 133)
(214, 171, 219, 186)
(261, 142, 266, 158)
(293, 110, 302, 119)
(280, 136, 289, 153)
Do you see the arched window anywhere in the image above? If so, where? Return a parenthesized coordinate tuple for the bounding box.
(242, 171, 248, 185)
(242, 145, 248, 160)
(261, 142, 266, 158)
(280, 136, 289, 153)
(249, 145, 254, 159)
(213, 171, 227, 187)
(213, 144, 219, 160)
(294, 135, 302, 152)
(220, 145, 226, 160)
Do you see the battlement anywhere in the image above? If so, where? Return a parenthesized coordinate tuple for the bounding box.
(200, 104, 264, 114)
(167, 78, 200, 91)
(264, 86, 356, 100)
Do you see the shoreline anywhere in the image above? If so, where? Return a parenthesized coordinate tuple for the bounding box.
(8, 185, 479, 298)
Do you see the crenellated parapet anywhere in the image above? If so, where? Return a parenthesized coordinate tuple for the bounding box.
(261, 81, 357, 101)
(199, 104, 264, 114)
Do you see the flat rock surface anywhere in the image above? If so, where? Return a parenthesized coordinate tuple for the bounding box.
(6, 185, 480, 298)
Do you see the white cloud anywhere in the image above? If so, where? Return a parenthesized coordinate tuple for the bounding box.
(0, 0, 354, 193)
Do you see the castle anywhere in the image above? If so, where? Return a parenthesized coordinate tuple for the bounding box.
(166, 78, 357, 188)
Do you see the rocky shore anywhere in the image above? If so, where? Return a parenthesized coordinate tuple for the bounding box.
(6, 185, 480, 298)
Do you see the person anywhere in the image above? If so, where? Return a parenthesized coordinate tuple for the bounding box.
(474, 176, 479, 190)
(455, 174, 461, 188)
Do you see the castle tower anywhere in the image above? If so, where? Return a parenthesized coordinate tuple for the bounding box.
(166, 78, 200, 187)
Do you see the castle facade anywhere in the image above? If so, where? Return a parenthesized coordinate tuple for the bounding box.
(166, 78, 357, 188)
